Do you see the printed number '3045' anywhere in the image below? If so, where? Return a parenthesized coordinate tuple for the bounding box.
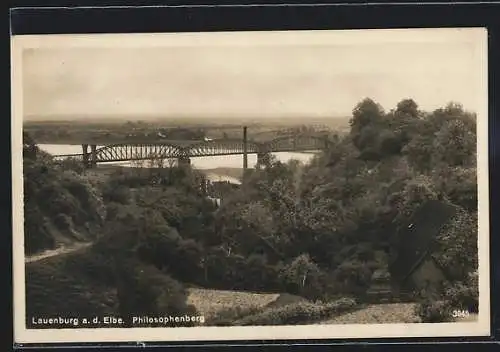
(452, 310, 470, 318)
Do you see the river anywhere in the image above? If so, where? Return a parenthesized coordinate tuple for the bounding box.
(38, 144, 318, 184)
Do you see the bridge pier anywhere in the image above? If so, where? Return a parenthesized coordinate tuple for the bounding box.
(82, 144, 89, 168)
(178, 156, 191, 166)
(82, 144, 97, 169)
(90, 144, 97, 168)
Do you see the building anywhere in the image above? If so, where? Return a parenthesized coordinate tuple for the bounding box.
(388, 199, 458, 295)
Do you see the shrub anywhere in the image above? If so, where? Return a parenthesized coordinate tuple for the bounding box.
(415, 272, 478, 323)
(432, 209, 478, 281)
(233, 297, 357, 326)
(414, 298, 452, 323)
(205, 306, 263, 326)
(53, 213, 73, 231)
(279, 254, 327, 300)
(23, 158, 105, 255)
(332, 259, 373, 296)
(101, 182, 132, 204)
(444, 271, 479, 313)
(24, 203, 55, 255)
(114, 258, 198, 327)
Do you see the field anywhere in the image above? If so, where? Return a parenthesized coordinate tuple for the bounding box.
(23, 116, 350, 145)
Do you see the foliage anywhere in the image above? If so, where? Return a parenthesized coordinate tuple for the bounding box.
(82, 203, 199, 326)
(279, 254, 325, 299)
(205, 306, 263, 326)
(415, 271, 478, 323)
(444, 271, 479, 314)
(114, 258, 198, 327)
(23, 97, 478, 325)
(23, 146, 105, 255)
(432, 209, 478, 281)
(414, 298, 452, 323)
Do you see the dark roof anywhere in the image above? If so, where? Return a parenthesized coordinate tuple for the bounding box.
(389, 200, 458, 283)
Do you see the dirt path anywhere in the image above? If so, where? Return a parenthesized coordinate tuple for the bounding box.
(318, 303, 479, 324)
(25, 242, 92, 263)
(186, 288, 280, 321)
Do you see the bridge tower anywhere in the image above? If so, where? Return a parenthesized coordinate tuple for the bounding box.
(90, 144, 97, 168)
(82, 144, 89, 168)
(82, 144, 98, 169)
(178, 155, 191, 166)
(243, 126, 248, 180)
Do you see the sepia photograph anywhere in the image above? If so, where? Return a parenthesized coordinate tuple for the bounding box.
(11, 28, 489, 343)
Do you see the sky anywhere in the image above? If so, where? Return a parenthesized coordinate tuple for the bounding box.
(19, 29, 487, 121)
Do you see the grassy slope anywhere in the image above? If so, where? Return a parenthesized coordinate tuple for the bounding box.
(25, 248, 310, 328)
(25, 246, 118, 328)
(30, 248, 429, 327)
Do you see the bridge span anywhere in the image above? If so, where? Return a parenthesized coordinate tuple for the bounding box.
(52, 127, 335, 173)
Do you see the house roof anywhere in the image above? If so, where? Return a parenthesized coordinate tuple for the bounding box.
(389, 200, 458, 283)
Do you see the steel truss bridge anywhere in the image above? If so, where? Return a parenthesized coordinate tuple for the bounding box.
(52, 133, 335, 168)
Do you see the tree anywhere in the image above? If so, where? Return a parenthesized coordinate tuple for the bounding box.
(432, 209, 478, 281)
(350, 98, 385, 151)
(215, 200, 279, 258)
(350, 98, 385, 129)
(279, 253, 324, 298)
(395, 98, 419, 119)
(402, 134, 435, 173)
(432, 119, 476, 167)
(96, 202, 198, 326)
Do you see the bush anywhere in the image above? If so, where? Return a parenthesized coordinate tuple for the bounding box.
(233, 297, 357, 326)
(444, 271, 479, 313)
(331, 259, 373, 296)
(279, 255, 331, 301)
(23, 157, 105, 255)
(205, 306, 263, 326)
(101, 182, 132, 204)
(415, 272, 478, 323)
(112, 257, 198, 327)
(24, 202, 56, 255)
(415, 299, 452, 323)
(53, 213, 73, 231)
(432, 209, 478, 281)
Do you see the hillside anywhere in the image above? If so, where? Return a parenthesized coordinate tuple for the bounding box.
(25, 243, 197, 328)
(22, 98, 479, 327)
(23, 147, 105, 256)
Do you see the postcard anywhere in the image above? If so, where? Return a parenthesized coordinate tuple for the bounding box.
(11, 27, 490, 344)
